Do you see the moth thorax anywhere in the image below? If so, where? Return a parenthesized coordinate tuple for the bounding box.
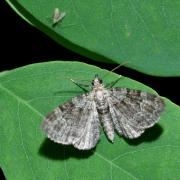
(95, 90, 104, 101)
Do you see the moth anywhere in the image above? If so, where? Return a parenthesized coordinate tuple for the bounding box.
(52, 8, 66, 26)
(41, 75, 164, 150)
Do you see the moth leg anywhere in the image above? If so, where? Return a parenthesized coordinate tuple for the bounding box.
(70, 78, 90, 92)
(105, 76, 122, 88)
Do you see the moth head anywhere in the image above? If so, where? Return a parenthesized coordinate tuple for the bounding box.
(92, 74, 103, 87)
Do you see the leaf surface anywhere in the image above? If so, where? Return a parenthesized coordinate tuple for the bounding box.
(5, 0, 180, 76)
(0, 61, 180, 179)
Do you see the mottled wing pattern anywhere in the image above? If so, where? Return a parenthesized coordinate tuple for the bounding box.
(107, 88, 164, 139)
(42, 93, 100, 150)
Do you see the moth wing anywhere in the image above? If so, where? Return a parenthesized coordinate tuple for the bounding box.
(107, 88, 164, 139)
(53, 8, 66, 24)
(42, 93, 100, 150)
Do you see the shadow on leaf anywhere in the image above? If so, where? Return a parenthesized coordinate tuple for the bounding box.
(124, 124, 163, 146)
(39, 138, 96, 160)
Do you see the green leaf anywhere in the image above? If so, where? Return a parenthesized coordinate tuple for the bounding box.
(0, 61, 180, 179)
(5, 0, 180, 76)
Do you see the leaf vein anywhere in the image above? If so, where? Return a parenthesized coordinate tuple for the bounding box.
(109, 0, 124, 54)
(95, 152, 138, 179)
(0, 84, 44, 119)
(17, 102, 36, 180)
(112, 144, 180, 162)
(127, 0, 160, 49)
(70, 0, 90, 37)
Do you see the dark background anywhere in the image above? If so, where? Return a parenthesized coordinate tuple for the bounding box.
(0, 1, 179, 179)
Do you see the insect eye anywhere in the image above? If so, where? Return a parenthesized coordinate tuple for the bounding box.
(99, 78, 103, 84)
(91, 81, 94, 85)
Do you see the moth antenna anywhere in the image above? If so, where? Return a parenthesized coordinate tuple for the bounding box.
(102, 61, 130, 79)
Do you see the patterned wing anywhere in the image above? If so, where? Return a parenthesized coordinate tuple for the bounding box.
(107, 88, 164, 139)
(41, 93, 100, 150)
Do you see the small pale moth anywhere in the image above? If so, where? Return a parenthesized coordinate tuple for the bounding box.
(52, 8, 66, 26)
(41, 74, 164, 150)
